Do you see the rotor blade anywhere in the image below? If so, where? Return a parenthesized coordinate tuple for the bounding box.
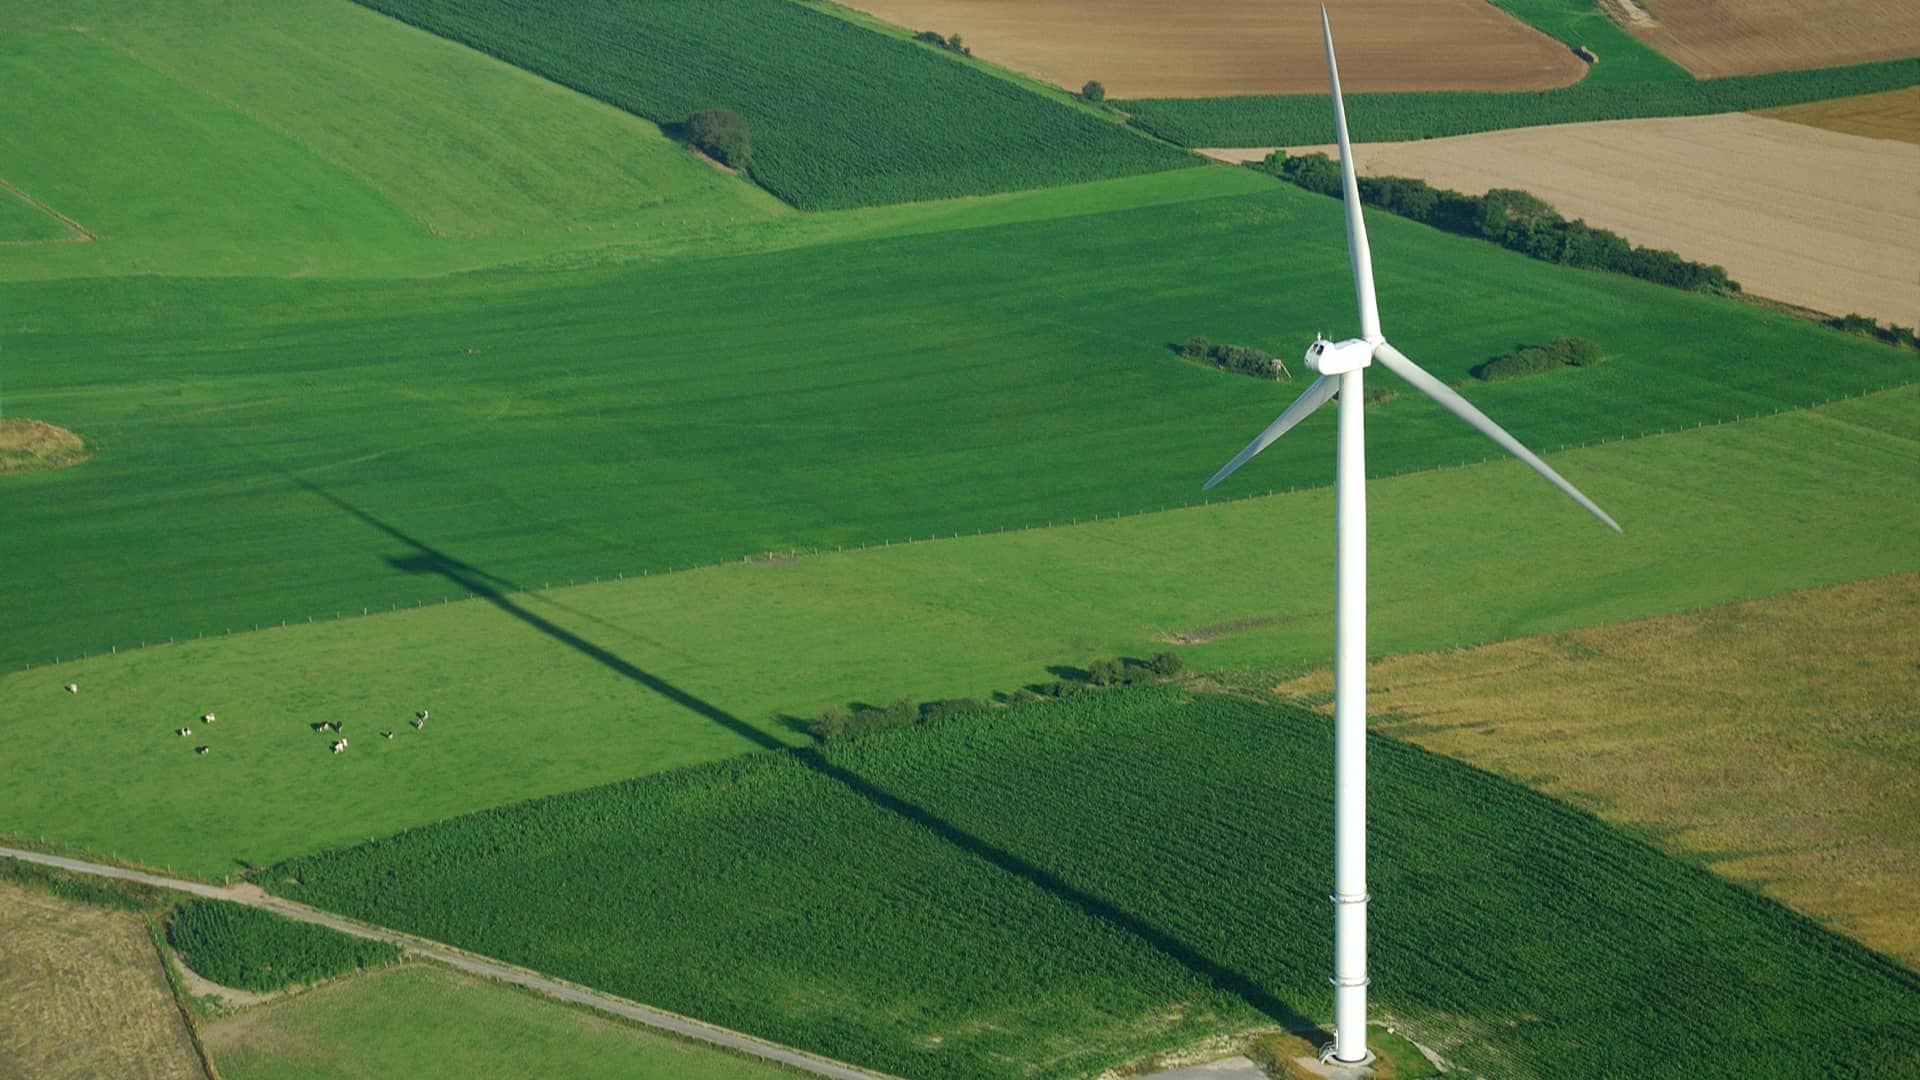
(1322, 7, 1381, 341)
(1373, 342, 1622, 532)
(1203, 375, 1340, 491)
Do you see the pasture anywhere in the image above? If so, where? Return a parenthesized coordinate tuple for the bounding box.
(830, 0, 1586, 98)
(4, 174, 1911, 676)
(1760, 85, 1920, 144)
(343, 0, 1196, 210)
(1622, 0, 1920, 78)
(0, 185, 77, 243)
(268, 686, 1920, 1079)
(204, 962, 797, 1080)
(0, 0, 785, 281)
(1280, 573, 1920, 968)
(1291, 113, 1920, 323)
(4, 388, 1915, 878)
(0, 881, 202, 1079)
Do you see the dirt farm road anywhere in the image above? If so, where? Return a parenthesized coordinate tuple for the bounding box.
(0, 846, 898, 1080)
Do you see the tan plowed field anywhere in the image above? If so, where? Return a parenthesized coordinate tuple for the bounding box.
(1622, 0, 1920, 77)
(835, 0, 1589, 97)
(1269, 113, 1920, 325)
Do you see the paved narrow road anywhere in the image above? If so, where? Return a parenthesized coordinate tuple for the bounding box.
(1, 846, 897, 1080)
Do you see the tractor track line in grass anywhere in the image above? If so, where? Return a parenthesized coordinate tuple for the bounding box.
(0, 846, 898, 1080)
(0, 176, 94, 243)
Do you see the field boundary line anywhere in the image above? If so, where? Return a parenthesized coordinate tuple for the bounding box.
(0, 846, 902, 1080)
(16, 381, 1916, 672)
(0, 176, 95, 243)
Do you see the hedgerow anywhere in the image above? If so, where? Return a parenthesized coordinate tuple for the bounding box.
(1121, 56, 1920, 146)
(269, 687, 1920, 1079)
(166, 899, 401, 992)
(350, 0, 1196, 209)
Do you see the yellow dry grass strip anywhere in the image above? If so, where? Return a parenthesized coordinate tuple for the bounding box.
(1758, 86, 1920, 147)
(0, 418, 89, 475)
(0, 881, 203, 1079)
(1276, 573, 1920, 967)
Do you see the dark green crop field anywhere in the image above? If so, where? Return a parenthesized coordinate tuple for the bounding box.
(166, 898, 400, 992)
(1123, 56, 1920, 146)
(5, 178, 1909, 673)
(346, 0, 1196, 209)
(271, 687, 1920, 1079)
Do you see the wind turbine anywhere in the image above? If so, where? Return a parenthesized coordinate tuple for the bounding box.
(1202, 8, 1621, 1066)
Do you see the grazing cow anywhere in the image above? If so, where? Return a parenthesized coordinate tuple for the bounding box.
(330, 738, 348, 754)
(202, 713, 217, 723)
(195, 745, 211, 756)
(311, 722, 329, 733)
(409, 718, 424, 730)
(417, 709, 429, 721)
(381, 730, 395, 740)
(65, 683, 77, 694)
(176, 727, 192, 737)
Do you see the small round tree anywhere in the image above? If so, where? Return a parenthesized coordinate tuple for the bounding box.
(684, 108, 751, 169)
(1080, 80, 1106, 103)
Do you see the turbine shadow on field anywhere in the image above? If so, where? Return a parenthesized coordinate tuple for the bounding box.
(290, 473, 1326, 1040)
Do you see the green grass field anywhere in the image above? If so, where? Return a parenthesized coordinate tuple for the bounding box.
(268, 686, 1920, 1079)
(3, 173, 1908, 675)
(0, 186, 76, 242)
(0, 0, 784, 280)
(1486, 0, 1691, 85)
(346, 0, 1197, 209)
(5, 389, 1913, 878)
(204, 962, 798, 1080)
(1122, 56, 1920, 147)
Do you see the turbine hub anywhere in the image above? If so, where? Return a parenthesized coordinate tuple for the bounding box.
(1304, 337, 1374, 376)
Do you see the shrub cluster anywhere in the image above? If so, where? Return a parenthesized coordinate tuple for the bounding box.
(1261, 154, 1738, 295)
(166, 898, 401, 992)
(1828, 313, 1918, 350)
(1080, 80, 1106, 103)
(1180, 337, 1291, 381)
(683, 108, 752, 169)
(1471, 336, 1606, 382)
(912, 30, 970, 57)
(811, 653, 1185, 741)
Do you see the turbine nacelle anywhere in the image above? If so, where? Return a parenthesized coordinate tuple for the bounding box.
(1304, 336, 1374, 377)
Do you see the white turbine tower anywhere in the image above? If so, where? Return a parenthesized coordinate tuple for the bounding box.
(1203, 8, 1622, 1066)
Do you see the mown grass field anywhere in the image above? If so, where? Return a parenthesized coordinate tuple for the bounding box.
(0, 0, 785, 280)
(4, 172, 1909, 675)
(346, 0, 1197, 209)
(204, 962, 799, 1080)
(1122, 55, 1920, 146)
(268, 686, 1920, 1079)
(0, 187, 75, 243)
(5, 389, 1914, 878)
(1486, 0, 1691, 85)
(1280, 573, 1920, 967)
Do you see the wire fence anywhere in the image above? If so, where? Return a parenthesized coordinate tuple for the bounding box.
(19, 381, 1912, 672)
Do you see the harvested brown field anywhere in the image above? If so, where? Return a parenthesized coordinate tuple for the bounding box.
(0, 881, 204, 1079)
(1622, 0, 1920, 78)
(1274, 113, 1920, 325)
(1759, 85, 1920, 146)
(834, 0, 1588, 98)
(1276, 573, 1920, 967)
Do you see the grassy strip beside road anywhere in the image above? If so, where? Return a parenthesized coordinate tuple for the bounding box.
(270, 686, 1920, 1079)
(1123, 56, 1920, 146)
(205, 963, 802, 1080)
(3, 389, 1914, 878)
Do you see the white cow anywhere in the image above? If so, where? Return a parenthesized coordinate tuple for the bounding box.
(381, 730, 395, 740)
(202, 713, 217, 723)
(65, 683, 77, 694)
(195, 745, 211, 756)
(330, 738, 348, 754)
(176, 727, 191, 737)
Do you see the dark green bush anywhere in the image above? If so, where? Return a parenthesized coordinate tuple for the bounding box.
(1087, 658, 1125, 687)
(1081, 80, 1105, 103)
(684, 107, 751, 168)
(167, 899, 400, 992)
(1472, 337, 1606, 381)
(1148, 651, 1185, 677)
